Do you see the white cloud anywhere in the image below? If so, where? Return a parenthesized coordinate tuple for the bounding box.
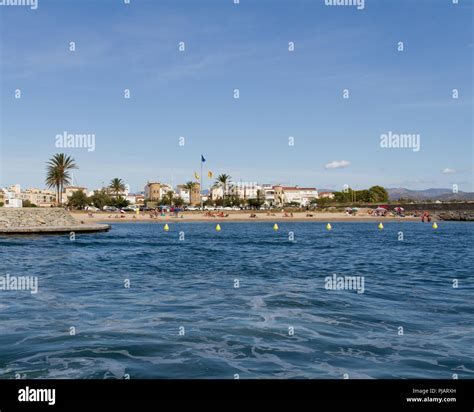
(325, 160, 351, 169)
(442, 168, 456, 174)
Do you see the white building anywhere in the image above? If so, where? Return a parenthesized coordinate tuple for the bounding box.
(213, 182, 263, 200)
(2, 185, 22, 207)
(4, 198, 23, 208)
(273, 186, 318, 206)
(232, 182, 262, 200)
(124, 194, 145, 205)
(261, 184, 275, 206)
(298, 188, 319, 206)
(2, 188, 23, 208)
(159, 184, 174, 199)
(210, 185, 224, 200)
(177, 186, 191, 203)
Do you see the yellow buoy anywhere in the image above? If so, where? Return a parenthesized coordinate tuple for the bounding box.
(378, 223, 384, 230)
(273, 223, 279, 231)
(164, 224, 170, 232)
(216, 224, 221, 232)
(326, 223, 332, 231)
(432, 222, 438, 229)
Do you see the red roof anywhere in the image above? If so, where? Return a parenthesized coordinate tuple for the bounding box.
(273, 185, 316, 191)
(281, 187, 316, 191)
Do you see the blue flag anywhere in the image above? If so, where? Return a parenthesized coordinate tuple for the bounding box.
(201, 155, 206, 163)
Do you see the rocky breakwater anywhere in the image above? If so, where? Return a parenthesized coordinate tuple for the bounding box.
(0, 208, 110, 234)
(435, 211, 474, 222)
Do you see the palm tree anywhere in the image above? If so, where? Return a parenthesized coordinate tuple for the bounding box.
(184, 181, 196, 191)
(163, 190, 175, 206)
(182, 181, 194, 204)
(45, 153, 78, 206)
(109, 178, 126, 196)
(215, 174, 231, 202)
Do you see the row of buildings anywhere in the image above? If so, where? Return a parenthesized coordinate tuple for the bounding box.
(0, 184, 144, 208)
(144, 182, 201, 205)
(145, 182, 332, 207)
(1, 181, 335, 208)
(0, 184, 56, 208)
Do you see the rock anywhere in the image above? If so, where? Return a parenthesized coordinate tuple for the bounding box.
(0, 208, 110, 234)
(436, 211, 474, 221)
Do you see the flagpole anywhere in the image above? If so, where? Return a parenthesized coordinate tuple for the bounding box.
(200, 157, 203, 210)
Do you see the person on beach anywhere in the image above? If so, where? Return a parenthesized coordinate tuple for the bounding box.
(421, 211, 431, 222)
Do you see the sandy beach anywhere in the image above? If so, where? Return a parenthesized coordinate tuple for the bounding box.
(71, 211, 420, 224)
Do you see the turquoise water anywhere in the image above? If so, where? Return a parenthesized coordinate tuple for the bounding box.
(0, 222, 472, 379)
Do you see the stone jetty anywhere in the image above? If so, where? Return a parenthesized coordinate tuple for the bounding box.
(0, 208, 110, 234)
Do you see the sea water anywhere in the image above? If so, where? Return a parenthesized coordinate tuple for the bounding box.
(0, 222, 472, 379)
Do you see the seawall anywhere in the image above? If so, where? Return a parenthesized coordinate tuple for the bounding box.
(0, 208, 110, 234)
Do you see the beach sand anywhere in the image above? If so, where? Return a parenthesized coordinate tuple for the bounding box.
(71, 211, 420, 224)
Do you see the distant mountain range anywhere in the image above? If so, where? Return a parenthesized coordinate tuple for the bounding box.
(318, 188, 474, 201)
(387, 188, 473, 201)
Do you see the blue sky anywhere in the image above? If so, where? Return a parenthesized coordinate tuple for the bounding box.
(0, 0, 472, 193)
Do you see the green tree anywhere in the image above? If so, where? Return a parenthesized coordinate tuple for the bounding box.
(183, 181, 198, 204)
(212, 197, 224, 207)
(68, 190, 90, 209)
(184, 181, 196, 191)
(333, 191, 349, 203)
(173, 196, 184, 207)
(225, 195, 242, 207)
(286, 201, 300, 208)
(110, 196, 129, 208)
(215, 174, 231, 203)
(248, 189, 265, 209)
(368, 186, 388, 203)
(109, 178, 126, 196)
(45, 153, 78, 206)
(356, 190, 371, 203)
(90, 190, 112, 209)
(162, 190, 175, 206)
